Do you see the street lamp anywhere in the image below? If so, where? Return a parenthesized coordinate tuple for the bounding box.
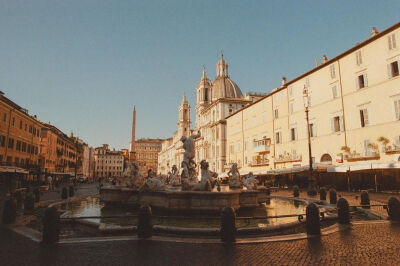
(303, 85, 317, 196)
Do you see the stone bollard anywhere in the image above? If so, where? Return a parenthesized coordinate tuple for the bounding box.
(220, 207, 236, 242)
(387, 197, 400, 221)
(137, 205, 152, 238)
(42, 206, 60, 245)
(360, 191, 370, 209)
(69, 185, 75, 197)
(337, 198, 350, 224)
(293, 185, 300, 197)
(2, 198, 17, 224)
(329, 188, 337, 204)
(61, 187, 68, 200)
(33, 188, 40, 203)
(319, 187, 327, 201)
(306, 203, 321, 235)
(24, 193, 35, 211)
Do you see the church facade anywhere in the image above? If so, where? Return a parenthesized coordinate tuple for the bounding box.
(158, 54, 264, 174)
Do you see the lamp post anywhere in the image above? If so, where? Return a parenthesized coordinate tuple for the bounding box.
(303, 85, 317, 196)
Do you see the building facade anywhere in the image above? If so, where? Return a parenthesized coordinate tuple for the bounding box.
(94, 144, 124, 178)
(135, 138, 163, 176)
(158, 54, 264, 174)
(226, 23, 400, 177)
(0, 92, 42, 169)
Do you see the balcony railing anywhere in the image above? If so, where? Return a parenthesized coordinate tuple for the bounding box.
(249, 158, 269, 166)
(382, 145, 400, 154)
(346, 151, 380, 162)
(275, 154, 302, 163)
(253, 138, 271, 153)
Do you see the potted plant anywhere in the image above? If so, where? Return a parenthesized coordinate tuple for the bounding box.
(377, 136, 390, 152)
(341, 146, 351, 158)
(367, 143, 379, 156)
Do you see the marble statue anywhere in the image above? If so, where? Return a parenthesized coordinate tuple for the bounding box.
(123, 161, 144, 189)
(242, 172, 258, 190)
(139, 176, 166, 191)
(168, 165, 181, 186)
(180, 131, 201, 181)
(192, 160, 219, 191)
(227, 163, 242, 188)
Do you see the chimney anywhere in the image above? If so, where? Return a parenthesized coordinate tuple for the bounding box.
(322, 55, 328, 64)
(315, 58, 319, 67)
(281, 77, 287, 87)
(371, 27, 379, 37)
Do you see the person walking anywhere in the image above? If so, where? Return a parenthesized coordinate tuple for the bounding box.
(47, 175, 53, 191)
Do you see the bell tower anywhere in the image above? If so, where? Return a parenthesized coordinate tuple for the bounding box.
(178, 93, 191, 137)
(195, 67, 211, 129)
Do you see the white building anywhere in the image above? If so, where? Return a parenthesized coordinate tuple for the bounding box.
(94, 144, 124, 178)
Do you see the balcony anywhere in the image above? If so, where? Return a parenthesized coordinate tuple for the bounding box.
(275, 154, 302, 163)
(249, 158, 269, 167)
(382, 145, 400, 154)
(253, 138, 271, 153)
(345, 151, 380, 162)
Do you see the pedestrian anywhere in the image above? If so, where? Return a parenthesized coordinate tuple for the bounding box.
(47, 175, 53, 191)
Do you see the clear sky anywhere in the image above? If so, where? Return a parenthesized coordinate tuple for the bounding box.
(1, 1, 399, 149)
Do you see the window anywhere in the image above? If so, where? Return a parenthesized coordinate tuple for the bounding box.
(262, 113, 266, 123)
(12, 117, 15, 126)
(8, 138, 14, 149)
(331, 116, 343, 133)
(290, 127, 297, 141)
(244, 140, 248, 151)
(356, 50, 363, 66)
(289, 102, 294, 115)
(309, 122, 316, 137)
(288, 87, 293, 97)
(388, 33, 397, 50)
(19, 120, 22, 129)
(388, 61, 399, 78)
(393, 99, 400, 120)
(237, 141, 241, 153)
(330, 64, 336, 79)
(332, 85, 338, 99)
(16, 141, 21, 151)
(281, 91, 285, 100)
(273, 94, 277, 103)
(356, 74, 368, 89)
(274, 108, 279, 119)
(0, 135, 5, 147)
(360, 108, 369, 127)
(230, 144, 234, 154)
(3, 113, 6, 122)
(275, 131, 281, 144)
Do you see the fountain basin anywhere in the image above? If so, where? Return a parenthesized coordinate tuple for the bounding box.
(100, 186, 270, 212)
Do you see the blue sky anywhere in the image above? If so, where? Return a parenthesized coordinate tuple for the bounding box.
(1, 1, 399, 149)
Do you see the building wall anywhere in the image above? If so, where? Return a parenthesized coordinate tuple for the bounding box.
(227, 24, 400, 173)
(0, 93, 41, 168)
(135, 139, 162, 176)
(94, 144, 124, 178)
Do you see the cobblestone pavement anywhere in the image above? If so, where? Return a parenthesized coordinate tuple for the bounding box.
(1, 221, 400, 265)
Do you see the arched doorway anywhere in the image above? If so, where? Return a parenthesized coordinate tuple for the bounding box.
(320, 154, 333, 164)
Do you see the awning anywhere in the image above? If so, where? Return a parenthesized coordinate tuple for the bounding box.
(0, 166, 29, 174)
(327, 165, 350, 173)
(372, 162, 400, 169)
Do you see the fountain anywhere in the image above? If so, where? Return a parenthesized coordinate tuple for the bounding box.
(101, 131, 269, 212)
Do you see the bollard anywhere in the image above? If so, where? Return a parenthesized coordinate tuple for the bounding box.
(293, 185, 300, 197)
(360, 191, 370, 209)
(306, 203, 321, 235)
(69, 185, 75, 197)
(387, 197, 400, 221)
(220, 207, 236, 242)
(61, 187, 68, 200)
(329, 188, 337, 204)
(337, 198, 350, 224)
(137, 205, 152, 238)
(319, 187, 327, 201)
(2, 198, 17, 224)
(42, 206, 60, 245)
(33, 188, 40, 203)
(24, 193, 35, 211)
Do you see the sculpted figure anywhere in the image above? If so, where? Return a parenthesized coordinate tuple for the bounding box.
(123, 161, 143, 189)
(180, 131, 201, 180)
(242, 172, 258, 190)
(139, 176, 166, 191)
(228, 163, 242, 188)
(193, 160, 219, 191)
(169, 165, 181, 186)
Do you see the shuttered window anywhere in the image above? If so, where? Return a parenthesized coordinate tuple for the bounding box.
(394, 99, 400, 120)
(356, 50, 363, 66)
(360, 108, 369, 127)
(332, 86, 338, 99)
(388, 33, 397, 50)
(330, 64, 336, 79)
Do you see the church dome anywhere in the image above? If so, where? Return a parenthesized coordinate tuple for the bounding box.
(211, 53, 243, 99)
(212, 76, 243, 99)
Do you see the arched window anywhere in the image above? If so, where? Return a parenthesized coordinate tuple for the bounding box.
(320, 154, 332, 164)
(204, 89, 208, 101)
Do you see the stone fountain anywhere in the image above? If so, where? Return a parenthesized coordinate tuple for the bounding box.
(101, 131, 269, 212)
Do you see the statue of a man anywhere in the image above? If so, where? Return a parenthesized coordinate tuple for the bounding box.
(180, 131, 201, 179)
